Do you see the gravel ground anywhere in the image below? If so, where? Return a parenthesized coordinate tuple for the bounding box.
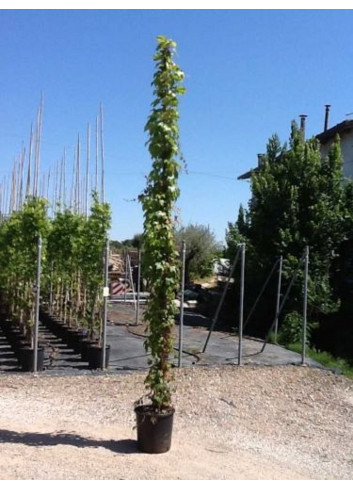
(0, 365, 352, 480)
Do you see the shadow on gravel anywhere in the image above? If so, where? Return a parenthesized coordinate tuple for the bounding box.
(0, 429, 138, 454)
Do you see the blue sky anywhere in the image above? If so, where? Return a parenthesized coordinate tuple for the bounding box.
(1, 9, 353, 244)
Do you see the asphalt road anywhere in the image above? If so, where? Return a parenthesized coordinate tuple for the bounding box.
(0, 303, 320, 374)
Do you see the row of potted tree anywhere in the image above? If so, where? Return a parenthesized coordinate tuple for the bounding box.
(0, 192, 111, 370)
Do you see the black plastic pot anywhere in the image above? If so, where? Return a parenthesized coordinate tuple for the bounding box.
(134, 405, 175, 453)
(40, 311, 58, 331)
(20, 346, 45, 372)
(14, 338, 31, 357)
(66, 330, 87, 352)
(0, 319, 13, 336)
(80, 339, 97, 361)
(39, 310, 51, 324)
(5, 327, 21, 345)
(41, 314, 69, 339)
(58, 325, 74, 343)
(87, 344, 110, 369)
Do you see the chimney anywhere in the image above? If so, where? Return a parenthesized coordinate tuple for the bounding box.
(324, 104, 331, 131)
(257, 154, 264, 167)
(299, 114, 307, 139)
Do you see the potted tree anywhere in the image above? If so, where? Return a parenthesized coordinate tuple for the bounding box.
(44, 208, 85, 343)
(81, 193, 111, 368)
(0, 197, 49, 371)
(135, 35, 185, 453)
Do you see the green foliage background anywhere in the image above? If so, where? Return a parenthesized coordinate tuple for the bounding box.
(226, 123, 353, 352)
(175, 223, 222, 282)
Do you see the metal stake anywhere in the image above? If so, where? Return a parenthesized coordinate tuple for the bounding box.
(102, 238, 109, 369)
(178, 240, 186, 368)
(302, 246, 309, 365)
(33, 235, 42, 374)
(135, 248, 141, 325)
(238, 243, 245, 366)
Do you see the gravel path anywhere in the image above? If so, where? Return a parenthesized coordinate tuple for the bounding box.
(0, 365, 352, 480)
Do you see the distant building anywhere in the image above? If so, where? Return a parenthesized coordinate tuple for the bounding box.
(316, 119, 353, 179)
(238, 106, 353, 181)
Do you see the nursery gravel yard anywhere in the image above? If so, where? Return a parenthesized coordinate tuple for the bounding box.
(0, 365, 352, 480)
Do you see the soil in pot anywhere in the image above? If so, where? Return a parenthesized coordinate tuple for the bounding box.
(134, 405, 175, 454)
(87, 344, 110, 369)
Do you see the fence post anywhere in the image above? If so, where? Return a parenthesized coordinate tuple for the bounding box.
(238, 243, 245, 366)
(178, 240, 186, 368)
(135, 248, 142, 325)
(302, 246, 309, 365)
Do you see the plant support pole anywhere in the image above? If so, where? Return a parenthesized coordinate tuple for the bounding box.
(34, 235, 42, 374)
(238, 243, 245, 366)
(178, 240, 186, 368)
(302, 246, 309, 365)
(274, 255, 283, 343)
(102, 238, 109, 369)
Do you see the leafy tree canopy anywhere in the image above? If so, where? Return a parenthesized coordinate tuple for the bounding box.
(226, 122, 353, 325)
(175, 223, 222, 282)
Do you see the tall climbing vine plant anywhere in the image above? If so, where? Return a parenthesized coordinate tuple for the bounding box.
(139, 35, 185, 411)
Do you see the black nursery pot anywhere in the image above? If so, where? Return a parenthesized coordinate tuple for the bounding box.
(20, 346, 44, 372)
(81, 339, 97, 361)
(87, 344, 110, 369)
(134, 405, 175, 454)
(42, 315, 67, 337)
(67, 330, 87, 352)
